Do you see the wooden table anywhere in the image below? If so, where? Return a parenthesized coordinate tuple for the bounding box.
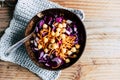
(1, 0, 120, 80)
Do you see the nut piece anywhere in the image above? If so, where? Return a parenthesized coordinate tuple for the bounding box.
(55, 32, 60, 37)
(51, 31, 55, 36)
(61, 34, 66, 39)
(71, 47, 77, 52)
(52, 43, 59, 49)
(75, 44, 80, 49)
(43, 37, 48, 43)
(73, 54, 77, 58)
(44, 48, 49, 53)
(50, 39, 55, 43)
(56, 28, 61, 32)
(62, 23, 66, 27)
(65, 58, 70, 63)
(58, 23, 63, 28)
(38, 44, 42, 49)
(62, 28, 66, 33)
(67, 51, 72, 55)
(62, 48, 66, 54)
(49, 43, 59, 49)
(43, 24, 48, 29)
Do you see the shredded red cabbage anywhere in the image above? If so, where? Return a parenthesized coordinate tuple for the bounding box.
(30, 13, 80, 69)
(55, 17, 63, 23)
(39, 20, 44, 28)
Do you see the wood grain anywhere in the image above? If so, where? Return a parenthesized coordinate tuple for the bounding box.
(0, 0, 120, 80)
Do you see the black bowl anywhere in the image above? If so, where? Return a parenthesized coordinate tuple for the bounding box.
(25, 8, 86, 70)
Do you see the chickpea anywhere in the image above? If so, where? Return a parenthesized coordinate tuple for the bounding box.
(62, 48, 66, 53)
(44, 48, 49, 53)
(65, 58, 70, 63)
(62, 28, 66, 33)
(55, 32, 60, 37)
(71, 47, 77, 52)
(50, 39, 55, 43)
(61, 34, 66, 39)
(43, 37, 48, 43)
(58, 23, 63, 28)
(38, 44, 42, 49)
(62, 23, 67, 27)
(43, 24, 48, 29)
(75, 44, 80, 49)
(67, 51, 72, 55)
(56, 28, 61, 32)
(51, 31, 55, 36)
(51, 43, 58, 49)
(73, 54, 77, 58)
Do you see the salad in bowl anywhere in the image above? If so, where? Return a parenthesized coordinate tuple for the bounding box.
(25, 8, 86, 70)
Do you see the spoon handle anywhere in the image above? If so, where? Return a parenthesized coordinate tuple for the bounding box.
(4, 33, 33, 56)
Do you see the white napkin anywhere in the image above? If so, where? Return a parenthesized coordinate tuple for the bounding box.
(0, 0, 84, 80)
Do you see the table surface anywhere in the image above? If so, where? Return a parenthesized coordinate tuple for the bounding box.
(0, 0, 120, 80)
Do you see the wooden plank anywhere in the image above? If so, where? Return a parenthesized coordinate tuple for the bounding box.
(80, 65, 120, 80)
(0, 61, 40, 80)
(52, 0, 120, 21)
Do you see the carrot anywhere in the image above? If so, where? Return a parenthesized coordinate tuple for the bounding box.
(34, 22, 79, 60)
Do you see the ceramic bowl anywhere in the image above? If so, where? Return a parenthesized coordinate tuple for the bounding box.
(25, 8, 86, 70)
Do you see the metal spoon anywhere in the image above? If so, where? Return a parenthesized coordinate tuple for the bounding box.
(4, 13, 43, 56)
(4, 32, 34, 56)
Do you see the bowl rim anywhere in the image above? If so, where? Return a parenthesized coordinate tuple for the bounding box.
(24, 8, 87, 70)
